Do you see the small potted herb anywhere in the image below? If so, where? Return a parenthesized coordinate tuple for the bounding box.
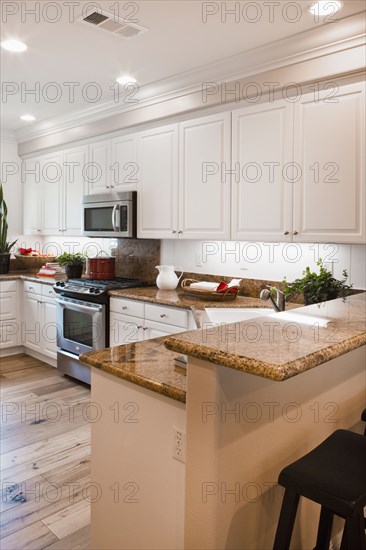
(57, 252, 86, 279)
(0, 183, 17, 274)
(282, 259, 353, 305)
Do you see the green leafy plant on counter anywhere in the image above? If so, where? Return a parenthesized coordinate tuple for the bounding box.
(56, 252, 86, 267)
(282, 259, 353, 305)
(0, 182, 17, 253)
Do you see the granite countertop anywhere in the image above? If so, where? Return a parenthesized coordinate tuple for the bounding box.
(109, 286, 275, 327)
(81, 338, 187, 403)
(165, 292, 366, 382)
(0, 272, 64, 285)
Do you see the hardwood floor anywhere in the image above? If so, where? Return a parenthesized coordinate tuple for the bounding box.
(0, 354, 91, 550)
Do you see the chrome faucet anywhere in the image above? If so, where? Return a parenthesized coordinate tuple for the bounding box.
(259, 286, 285, 312)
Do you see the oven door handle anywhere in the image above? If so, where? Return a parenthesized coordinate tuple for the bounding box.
(112, 204, 120, 232)
(55, 298, 103, 314)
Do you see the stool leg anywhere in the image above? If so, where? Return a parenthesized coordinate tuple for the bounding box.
(314, 506, 334, 550)
(342, 515, 366, 550)
(273, 488, 300, 550)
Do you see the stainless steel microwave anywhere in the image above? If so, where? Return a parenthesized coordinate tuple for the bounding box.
(82, 192, 137, 238)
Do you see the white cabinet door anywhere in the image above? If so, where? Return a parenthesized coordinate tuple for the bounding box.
(231, 101, 294, 242)
(63, 146, 88, 236)
(89, 139, 111, 194)
(23, 157, 42, 235)
(293, 82, 365, 243)
(137, 124, 179, 238)
(0, 281, 19, 348)
(41, 152, 63, 235)
(22, 292, 42, 352)
(42, 297, 57, 361)
(111, 135, 138, 191)
(179, 112, 231, 239)
(109, 312, 144, 346)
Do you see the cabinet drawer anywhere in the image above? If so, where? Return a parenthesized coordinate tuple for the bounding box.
(145, 303, 190, 328)
(23, 281, 42, 295)
(110, 298, 144, 318)
(0, 280, 18, 293)
(42, 284, 56, 298)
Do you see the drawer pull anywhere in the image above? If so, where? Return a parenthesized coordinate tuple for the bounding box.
(137, 325, 143, 329)
(160, 314, 167, 318)
(122, 306, 128, 310)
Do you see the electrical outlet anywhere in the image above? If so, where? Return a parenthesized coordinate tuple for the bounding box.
(173, 428, 186, 463)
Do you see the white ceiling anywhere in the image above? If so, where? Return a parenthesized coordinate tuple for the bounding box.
(1, 0, 365, 132)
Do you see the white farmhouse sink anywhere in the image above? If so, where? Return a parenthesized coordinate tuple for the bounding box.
(204, 307, 273, 324)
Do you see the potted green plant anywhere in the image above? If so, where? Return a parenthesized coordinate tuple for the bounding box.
(282, 259, 353, 305)
(57, 252, 86, 279)
(0, 183, 17, 274)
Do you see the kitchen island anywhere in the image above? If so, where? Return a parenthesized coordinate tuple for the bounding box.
(81, 292, 366, 550)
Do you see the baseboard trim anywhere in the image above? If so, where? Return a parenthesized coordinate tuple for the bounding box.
(25, 348, 57, 368)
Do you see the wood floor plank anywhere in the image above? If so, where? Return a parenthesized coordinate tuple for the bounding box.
(44, 525, 90, 549)
(0, 473, 91, 539)
(42, 499, 90, 539)
(0, 354, 91, 549)
(0, 520, 59, 550)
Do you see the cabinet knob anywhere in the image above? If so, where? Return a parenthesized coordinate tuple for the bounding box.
(160, 314, 167, 318)
(284, 231, 289, 235)
(293, 231, 299, 236)
(172, 230, 177, 234)
(178, 231, 183, 235)
(37, 229, 41, 233)
(59, 229, 62, 232)
(122, 306, 127, 310)
(137, 325, 143, 329)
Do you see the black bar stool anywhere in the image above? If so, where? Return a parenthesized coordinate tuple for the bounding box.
(273, 429, 366, 550)
(362, 408, 366, 435)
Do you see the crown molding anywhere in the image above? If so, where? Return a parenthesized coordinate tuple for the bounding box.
(15, 11, 366, 146)
(0, 129, 17, 144)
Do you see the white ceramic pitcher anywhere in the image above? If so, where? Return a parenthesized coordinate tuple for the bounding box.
(155, 265, 183, 290)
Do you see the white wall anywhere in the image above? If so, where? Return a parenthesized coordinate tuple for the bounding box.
(161, 240, 366, 289)
(0, 139, 23, 242)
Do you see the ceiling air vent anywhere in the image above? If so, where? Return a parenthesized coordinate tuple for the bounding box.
(79, 9, 147, 40)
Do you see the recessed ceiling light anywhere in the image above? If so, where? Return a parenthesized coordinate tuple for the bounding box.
(309, 1, 342, 17)
(20, 114, 36, 122)
(116, 75, 137, 86)
(1, 39, 28, 52)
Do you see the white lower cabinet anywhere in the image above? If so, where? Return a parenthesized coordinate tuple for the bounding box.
(22, 281, 58, 363)
(109, 298, 194, 346)
(0, 280, 19, 349)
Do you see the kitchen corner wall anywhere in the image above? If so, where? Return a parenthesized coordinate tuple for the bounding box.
(161, 240, 366, 290)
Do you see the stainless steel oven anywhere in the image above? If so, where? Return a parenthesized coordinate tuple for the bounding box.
(54, 277, 149, 385)
(56, 296, 106, 355)
(82, 191, 136, 238)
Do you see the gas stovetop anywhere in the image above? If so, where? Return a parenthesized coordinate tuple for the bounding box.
(54, 277, 148, 297)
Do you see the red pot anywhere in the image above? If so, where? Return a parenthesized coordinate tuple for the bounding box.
(89, 257, 115, 280)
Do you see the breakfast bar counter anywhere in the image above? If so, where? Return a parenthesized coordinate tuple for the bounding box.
(84, 290, 365, 550)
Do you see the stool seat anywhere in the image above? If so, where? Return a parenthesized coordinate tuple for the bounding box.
(273, 429, 366, 550)
(279, 429, 366, 518)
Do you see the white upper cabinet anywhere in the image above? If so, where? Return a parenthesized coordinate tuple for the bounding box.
(137, 113, 231, 240)
(89, 134, 138, 194)
(23, 146, 88, 236)
(41, 152, 63, 235)
(179, 112, 231, 239)
(88, 139, 111, 194)
(231, 101, 294, 242)
(111, 135, 138, 190)
(137, 124, 179, 239)
(293, 81, 365, 243)
(63, 146, 88, 236)
(23, 157, 42, 235)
